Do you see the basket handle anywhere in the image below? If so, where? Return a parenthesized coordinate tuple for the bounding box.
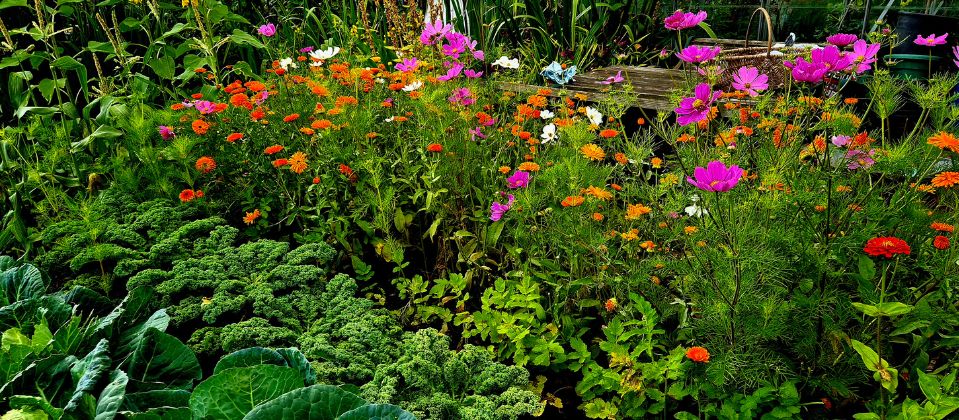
(744, 7, 774, 55)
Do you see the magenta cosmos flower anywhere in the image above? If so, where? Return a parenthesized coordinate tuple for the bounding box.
(731, 66, 768, 97)
(915, 34, 948, 47)
(506, 171, 530, 189)
(599, 70, 624, 85)
(664, 10, 707, 30)
(437, 62, 463, 82)
(826, 33, 858, 48)
(490, 194, 515, 221)
(420, 20, 452, 45)
(395, 58, 418, 72)
(849, 40, 880, 74)
(686, 161, 744, 192)
(676, 45, 721, 64)
(158, 125, 174, 140)
(257, 23, 276, 37)
(675, 83, 722, 126)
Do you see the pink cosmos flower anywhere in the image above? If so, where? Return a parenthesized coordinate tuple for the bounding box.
(849, 40, 881, 74)
(826, 33, 858, 48)
(675, 83, 722, 126)
(194, 100, 217, 115)
(437, 62, 464, 82)
(659, 48, 670, 59)
(914, 33, 948, 46)
(257, 23, 276, 37)
(448, 87, 474, 106)
(299, 46, 314, 53)
(785, 57, 829, 83)
(395, 58, 418, 72)
(506, 171, 530, 189)
(420, 20, 452, 45)
(811, 45, 852, 72)
(469, 127, 487, 141)
(845, 148, 876, 170)
(442, 32, 469, 59)
(464, 69, 484, 79)
(599, 70, 624, 85)
(831, 135, 851, 147)
(731, 66, 768, 97)
(490, 194, 515, 221)
(158, 125, 174, 140)
(676, 45, 721, 64)
(686, 160, 744, 192)
(664, 10, 707, 31)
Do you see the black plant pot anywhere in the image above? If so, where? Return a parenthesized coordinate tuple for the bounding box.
(891, 12, 958, 60)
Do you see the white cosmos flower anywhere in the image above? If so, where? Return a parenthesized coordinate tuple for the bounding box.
(310, 46, 341, 61)
(402, 81, 423, 92)
(585, 106, 603, 126)
(279, 57, 297, 70)
(541, 123, 557, 143)
(540, 110, 554, 120)
(385, 116, 395, 122)
(684, 195, 707, 217)
(492, 56, 520, 69)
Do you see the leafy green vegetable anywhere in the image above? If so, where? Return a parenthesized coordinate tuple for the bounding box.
(189, 365, 304, 420)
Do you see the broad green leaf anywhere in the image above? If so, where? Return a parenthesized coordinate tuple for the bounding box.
(127, 328, 200, 391)
(0, 409, 48, 419)
(120, 390, 191, 412)
(146, 56, 175, 80)
(851, 302, 880, 317)
(7, 396, 62, 419)
(229, 29, 265, 49)
(858, 255, 876, 281)
(95, 370, 128, 420)
(38, 79, 56, 103)
(191, 365, 303, 420)
(276, 348, 317, 385)
(51, 56, 83, 71)
(916, 370, 941, 402)
(875, 302, 913, 317)
(336, 404, 415, 420)
(1, 264, 47, 306)
(0, 0, 27, 9)
(71, 125, 123, 152)
(241, 384, 365, 420)
(850, 339, 881, 372)
(65, 338, 111, 412)
(213, 347, 285, 374)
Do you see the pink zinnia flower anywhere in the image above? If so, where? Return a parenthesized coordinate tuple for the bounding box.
(826, 33, 858, 48)
(158, 125, 174, 140)
(257, 23, 276, 37)
(506, 171, 530, 189)
(676, 45, 721, 64)
(490, 194, 515, 221)
(599, 70, 624, 85)
(914, 33, 948, 47)
(686, 160, 743, 192)
(731, 66, 768, 97)
(395, 58, 418, 72)
(664, 10, 707, 31)
(674, 83, 722, 126)
(848, 40, 881, 74)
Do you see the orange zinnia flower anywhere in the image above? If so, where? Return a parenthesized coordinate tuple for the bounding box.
(931, 222, 955, 232)
(272, 158, 289, 167)
(650, 157, 663, 168)
(580, 144, 605, 161)
(191, 119, 210, 135)
(195, 156, 216, 173)
(927, 132, 959, 153)
(592, 212, 604, 221)
(226, 133, 243, 143)
(283, 113, 301, 123)
(934, 235, 950, 250)
(245, 81, 266, 92)
(243, 209, 261, 225)
(427, 143, 443, 153)
(179, 189, 195, 202)
(517, 162, 540, 172)
(614, 153, 629, 165)
(561, 195, 585, 207)
(312, 119, 333, 129)
(599, 129, 618, 138)
(676, 133, 696, 143)
(686, 346, 709, 363)
(289, 151, 308, 174)
(931, 172, 959, 188)
(264, 145, 285, 155)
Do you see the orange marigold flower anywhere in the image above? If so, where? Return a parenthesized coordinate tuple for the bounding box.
(686, 346, 709, 363)
(684, 226, 698, 235)
(934, 235, 950, 250)
(171, 103, 185, 111)
(195, 156, 216, 173)
(226, 132, 243, 143)
(427, 143, 443, 153)
(264, 145, 285, 155)
(614, 153, 629, 165)
(581, 144, 605, 161)
(299, 127, 315, 135)
(592, 212, 604, 221)
(864, 236, 911, 258)
(931, 172, 959, 188)
(625, 203, 651, 220)
(245, 81, 266, 92)
(599, 129, 618, 138)
(498, 166, 511, 174)
(518, 162, 540, 172)
(582, 185, 613, 200)
(931, 222, 955, 233)
(243, 209, 261, 225)
(676, 133, 696, 143)
(650, 157, 663, 168)
(639, 240, 656, 251)
(604, 298, 617, 312)
(927, 132, 959, 153)
(526, 95, 547, 108)
(283, 113, 301, 123)
(836, 185, 852, 193)
(179, 189, 195, 202)
(610, 183, 622, 191)
(620, 229, 639, 241)
(844, 97, 859, 105)
(561, 195, 585, 207)
(312, 119, 332, 129)
(191, 119, 210, 135)
(289, 151, 308, 174)
(272, 158, 289, 167)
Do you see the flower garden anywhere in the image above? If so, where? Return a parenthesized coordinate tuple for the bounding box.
(2, 0, 959, 419)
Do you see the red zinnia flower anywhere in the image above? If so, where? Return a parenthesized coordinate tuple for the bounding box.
(226, 132, 244, 143)
(427, 143, 443, 153)
(934, 235, 950, 250)
(264, 145, 285, 155)
(686, 346, 710, 363)
(864, 236, 911, 258)
(195, 156, 216, 173)
(283, 113, 300, 123)
(272, 158, 289, 167)
(179, 189, 195, 202)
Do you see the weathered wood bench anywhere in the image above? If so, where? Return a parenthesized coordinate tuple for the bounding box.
(497, 65, 684, 111)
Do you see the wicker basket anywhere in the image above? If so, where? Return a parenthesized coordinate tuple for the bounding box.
(717, 8, 790, 91)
